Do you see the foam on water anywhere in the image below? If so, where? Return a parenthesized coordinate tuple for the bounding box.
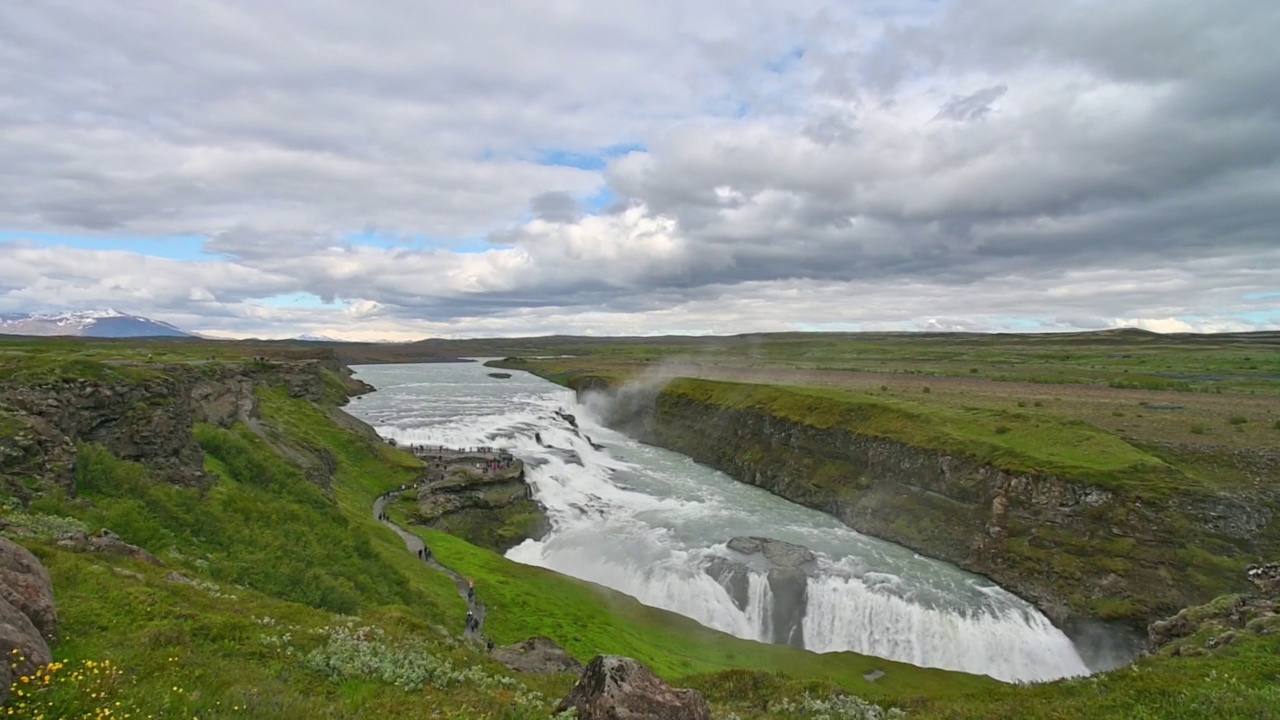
(348, 361, 1090, 682)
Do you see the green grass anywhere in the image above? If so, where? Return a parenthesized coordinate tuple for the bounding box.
(483, 329, 1280, 396)
(663, 378, 1185, 494)
(5, 346, 1279, 719)
(38, 435, 417, 615)
(909, 630, 1280, 720)
(11, 543, 577, 719)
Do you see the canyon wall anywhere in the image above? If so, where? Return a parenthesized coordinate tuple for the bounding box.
(565, 374, 1275, 633)
(0, 358, 369, 498)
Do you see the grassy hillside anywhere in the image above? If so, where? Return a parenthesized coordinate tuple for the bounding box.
(0, 348, 994, 718)
(3, 341, 1278, 718)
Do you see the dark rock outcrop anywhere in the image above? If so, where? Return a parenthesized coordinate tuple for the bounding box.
(556, 655, 712, 720)
(727, 536, 815, 568)
(487, 372, 513, 379)
(491, 636, 583, 675)
(0, 537, 57, 705)
(707, 537, 816, 647)
(0, 358, 354, 497)
(411, 457, 549, 553)
(1149, 592, 1280, 656)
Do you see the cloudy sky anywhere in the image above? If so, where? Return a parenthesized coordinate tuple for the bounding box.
(2, 1, 1277, 339)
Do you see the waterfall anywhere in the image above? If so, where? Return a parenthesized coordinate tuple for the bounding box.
(350, 362, 1092, 683)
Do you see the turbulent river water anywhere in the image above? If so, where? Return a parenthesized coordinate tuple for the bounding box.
(347, 361, 1091, 682)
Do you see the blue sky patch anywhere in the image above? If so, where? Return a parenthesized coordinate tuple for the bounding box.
(0, 230, 210, 261)
(534, 142, 645, 170)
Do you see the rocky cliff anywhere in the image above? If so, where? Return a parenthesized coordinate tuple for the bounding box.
(405, 454, 549, 553)
(0, 357, 370, 500)
(558, 374, 1275, 636)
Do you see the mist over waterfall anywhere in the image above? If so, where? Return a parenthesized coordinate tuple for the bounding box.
(347, 361, 1091, 683)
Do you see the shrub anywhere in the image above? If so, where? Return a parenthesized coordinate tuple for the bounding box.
(1017, 401, 1027, 408)
(1190, 424, 1207, 435)
(769, 692, 905, 720)
(1228, 415, 1248, 425)
(994, 425, 1012, 435)
(1033, 401, 1043, 407)
(922, 386, 931, 394)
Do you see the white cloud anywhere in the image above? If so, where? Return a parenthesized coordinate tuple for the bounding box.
(0, 1, 1277, 337)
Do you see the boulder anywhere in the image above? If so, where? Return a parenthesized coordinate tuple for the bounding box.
(556, 655, 712, 720)
(0, 536, 58, 640)
(0, 537, 57, 705)
(491, 636, 584, 675)
(487, 373, 513, 379)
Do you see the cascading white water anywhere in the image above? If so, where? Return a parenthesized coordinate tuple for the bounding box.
(347, 361, 1091, 683)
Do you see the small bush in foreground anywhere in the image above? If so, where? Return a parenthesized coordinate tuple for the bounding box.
(768, 692, 905, 720)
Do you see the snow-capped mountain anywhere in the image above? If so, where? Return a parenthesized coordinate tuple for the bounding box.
(295, 333, 347, 342)
(0, 309, 192, 338)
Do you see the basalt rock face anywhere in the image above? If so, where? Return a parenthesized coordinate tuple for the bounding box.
(412, 458, 549, 553)
(556, 655, 712, 720)
(0, 359, 355, 499)
(707, 537, 815, 647)
(0, 536, 57, 705)
(575, 382, 1271, 632)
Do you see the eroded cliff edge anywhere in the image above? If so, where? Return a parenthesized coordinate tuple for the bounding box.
(0, 355, 373, 501)
(500, 364, 1279, 639)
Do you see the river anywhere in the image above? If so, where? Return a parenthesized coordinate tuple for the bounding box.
(347, 361, 1090, 682)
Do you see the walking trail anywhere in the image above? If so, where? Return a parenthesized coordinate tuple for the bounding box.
(373, 490, 488, 642)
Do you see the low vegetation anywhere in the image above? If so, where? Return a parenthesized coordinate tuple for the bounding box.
(3, 337, 1279, 718)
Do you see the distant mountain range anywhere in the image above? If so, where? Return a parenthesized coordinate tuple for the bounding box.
(0, 310, 192, 338)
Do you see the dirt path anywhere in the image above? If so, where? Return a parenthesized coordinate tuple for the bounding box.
(373, 491, 488, 642)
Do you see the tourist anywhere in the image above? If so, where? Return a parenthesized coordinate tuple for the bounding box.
(467, 579, 475, 600)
